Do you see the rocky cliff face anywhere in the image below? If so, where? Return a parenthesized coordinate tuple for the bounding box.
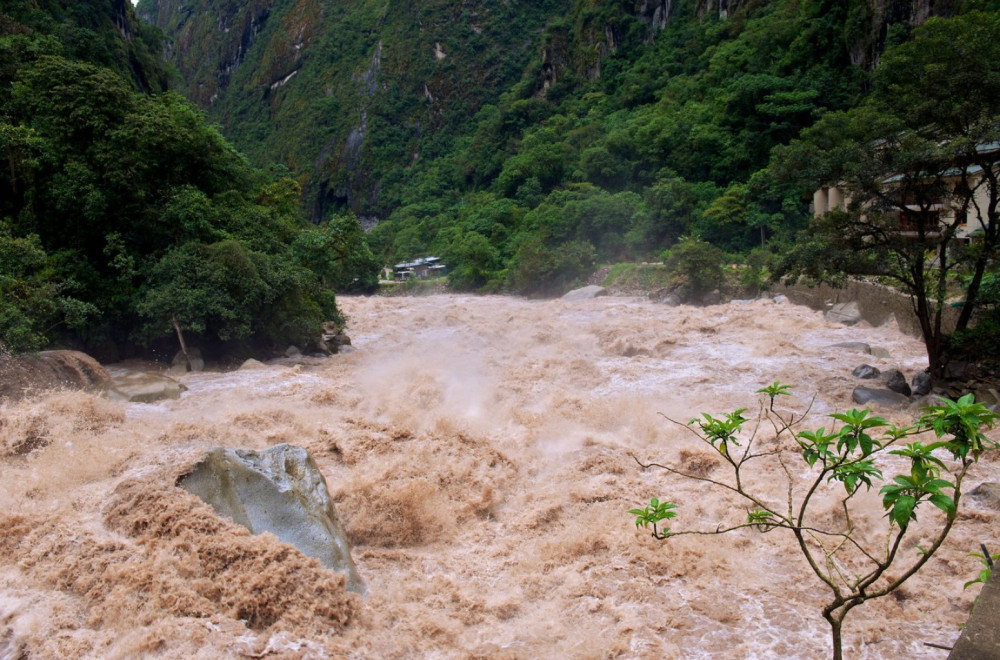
(847, 0, 953, 68)
(137, 0, 277, 105)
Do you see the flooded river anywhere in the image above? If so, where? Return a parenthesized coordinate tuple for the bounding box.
(1, 294, 997, 659)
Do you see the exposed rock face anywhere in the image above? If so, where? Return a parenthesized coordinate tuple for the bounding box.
(562, 285, 607, 301)
(0, 350, 110, 401)
(178, 444, 365, 594)
(98, 371, 187, 403)
(638, 0, 674, 36)
(137, 0, 279, 106)
(141, 0, 556, 221)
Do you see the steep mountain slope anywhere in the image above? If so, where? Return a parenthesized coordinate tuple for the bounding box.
(0, 0, 171, 92)
(138, 0, 577, 222)
(140, 0, 985, 295)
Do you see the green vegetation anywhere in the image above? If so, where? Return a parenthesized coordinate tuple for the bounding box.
(7, 0, 1000, 369)
(772, 10, 1000, 378)
(0, 2, 376, 358)
(631, 385, 999, 660)
(141, 0, 873, 293)
(142, 1, 1000, 363)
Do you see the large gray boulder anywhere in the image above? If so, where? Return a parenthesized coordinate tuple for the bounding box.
(0, 350, 110, 400)
(852, 387, 910, 408)
(825, 301, 862, 325)
(178, 444, 365, 594)
(561, 285, 607, 301)
(99, 371, 187, 403)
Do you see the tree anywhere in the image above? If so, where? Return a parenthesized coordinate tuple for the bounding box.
(290, 214, 380, 293)
(630, 383, 999, 660)
(772, 12, 1000, 378)
(661, 235, 726, 301)
(439, 230, 501, 292)
(0, 224, 96, 353)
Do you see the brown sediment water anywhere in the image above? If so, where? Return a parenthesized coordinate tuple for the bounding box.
(1, 294, 997, 659)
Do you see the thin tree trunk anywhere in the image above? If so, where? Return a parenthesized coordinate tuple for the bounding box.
(824, 610, 844, 660)
(171, 314, 191, 371)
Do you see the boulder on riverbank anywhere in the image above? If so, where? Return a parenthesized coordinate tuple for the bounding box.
(562, 285, 607, 301)
(0, 350, 110, 401)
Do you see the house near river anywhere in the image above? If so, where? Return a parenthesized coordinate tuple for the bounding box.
(389, 257, 447, 280)
(812, 142, 999, 245)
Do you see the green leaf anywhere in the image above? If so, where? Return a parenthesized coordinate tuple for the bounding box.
(928, 492, 956, 516)
(889, 494, 917, 527)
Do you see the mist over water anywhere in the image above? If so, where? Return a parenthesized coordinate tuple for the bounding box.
(2, 294, 997, 658)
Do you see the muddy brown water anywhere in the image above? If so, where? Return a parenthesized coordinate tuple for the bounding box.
(1, 294, 997, 659)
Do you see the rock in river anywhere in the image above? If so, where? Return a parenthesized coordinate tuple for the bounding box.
(178, 443, 365, 594)
(852, 386, 910, 408)
(0, 350, 109, 400)
(99, 371, 187, 403)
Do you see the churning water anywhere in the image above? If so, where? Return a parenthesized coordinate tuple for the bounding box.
(1, 294, 996, 659)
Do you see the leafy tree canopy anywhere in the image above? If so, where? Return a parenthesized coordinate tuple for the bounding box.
(0, 7, 376, 359)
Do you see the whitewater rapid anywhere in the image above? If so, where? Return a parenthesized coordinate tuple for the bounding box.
(1, 294, 996, 659)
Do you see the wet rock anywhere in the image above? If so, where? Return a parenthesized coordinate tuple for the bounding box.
(324, 330, 353, 354)
(852, 364, 880, 379)
(949, 558, 1000, 659)
(561, 285, 607, 301)
(171, 347, 205, 372)
(883, 369, 912, 397)
(0, 350, 110, 400)
(967, 482, 1000, 511)
(99, 371, 187, 403)
(830, 342, 871, 354)
(239, 358, 267, 370)
(772, 294, 789, 304)
(178, 443, 365, 594)
(870, 347, 891, 359)
(852, 387, 910, 407)
(285, 345, 302, 358)
(911, 371, 933, 397)
(825, 301, 861, 325)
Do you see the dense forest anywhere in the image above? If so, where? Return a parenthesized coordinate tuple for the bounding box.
(0, 0, 378, 360)
(3, 0, 1000, 367)
(138, 0, 1000, 290)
